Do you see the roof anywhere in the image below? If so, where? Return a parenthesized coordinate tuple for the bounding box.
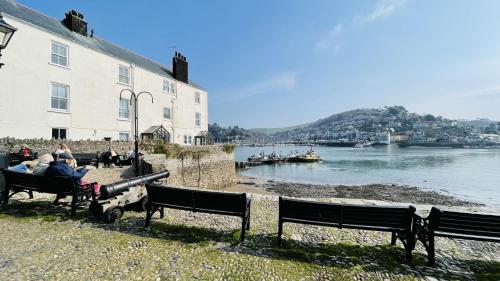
(0, 0, 204, 90)
(142, 125, 168, 134)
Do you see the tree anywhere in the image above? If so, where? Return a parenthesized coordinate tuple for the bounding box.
(424, 114, 436, 122)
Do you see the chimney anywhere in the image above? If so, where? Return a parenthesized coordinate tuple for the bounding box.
(62, 10, 88, 36)
(173, 51, 188, 83)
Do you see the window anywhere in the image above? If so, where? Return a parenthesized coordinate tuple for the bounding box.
(119, 65, 130, 84)
(52, 128, 67, 140)
(163, 80, 170, 93)
(195, 92, 200, 104)
(170, 82, 176, 94)
(119, 132, 130, 141)
(51, 41, 68, 67)
(119, 99, 130, 119)
(188, 136, 192, 145)
(163, 107, 171, 120)
(195, 112, 201, 127)
(184, 135, 188, 144)
(51, 83, 69, 111)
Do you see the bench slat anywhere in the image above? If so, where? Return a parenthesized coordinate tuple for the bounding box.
(437, 227, 500, 238)
(440, 218, 500, 229)
(442, 211, 500, 223)
(438, 221, 500, 233)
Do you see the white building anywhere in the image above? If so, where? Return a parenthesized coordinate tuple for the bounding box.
(0, 0, 208, 145)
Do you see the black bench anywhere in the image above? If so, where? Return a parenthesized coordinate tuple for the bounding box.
(145, 183, 251, 241)
(52, 152, 99, 168)
(1, 169, 96, 217)
(415, 207, 500, 266)
(8, 152, 38, 166)
(278, 197, 417, 263)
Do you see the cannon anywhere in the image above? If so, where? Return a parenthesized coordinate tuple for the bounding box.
(89, 170, 169, 223)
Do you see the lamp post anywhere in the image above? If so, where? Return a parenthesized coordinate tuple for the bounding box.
(120, 89, 153, 176)
(0, 13, 17, 69)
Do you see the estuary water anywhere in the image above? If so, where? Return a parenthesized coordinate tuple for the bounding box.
(236, 145, 500, 206)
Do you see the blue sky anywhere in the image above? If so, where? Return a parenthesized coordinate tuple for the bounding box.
(17, 0, 500, 128)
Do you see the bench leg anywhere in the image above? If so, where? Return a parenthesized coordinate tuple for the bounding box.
(240, 218, 246, 242)
(160, 207, 165, 219)
(3, 186, 9, 204)
(428, 234, 436, 267)
(71, 196, 77, 217)
(391, 231, 397, 245)
(277, 219, 283, 246)
(245, 207, 251, 230)
(145, 209, 153, 228)
(28, 190, 34, 199)
(404, 243, 413, 264)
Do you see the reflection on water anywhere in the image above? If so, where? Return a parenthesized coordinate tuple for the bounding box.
(236, 145, 500, 206)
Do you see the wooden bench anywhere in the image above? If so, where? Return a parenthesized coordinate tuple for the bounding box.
(1, 169, 96, 217)
(415, 207, 500, 266)
(8, 152, 38, 166)
(52, 152, 99, 168)
(278, 197, 417, 263)
(145, 183, 251, 241)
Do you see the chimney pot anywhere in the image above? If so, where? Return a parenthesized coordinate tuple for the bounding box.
(172, 52, 188, 83)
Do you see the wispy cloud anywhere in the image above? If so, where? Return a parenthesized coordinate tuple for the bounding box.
(213, 71, 298, 104)
(316, 24, 343, 50)
(354, 0, 407, 24)
(316, 0, 407, 51)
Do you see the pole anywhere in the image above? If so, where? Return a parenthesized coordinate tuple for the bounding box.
(120, 89, 153, 177)
(134, 96, 139, 176)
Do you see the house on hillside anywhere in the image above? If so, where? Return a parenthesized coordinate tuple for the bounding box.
(0, 0, 208, 144)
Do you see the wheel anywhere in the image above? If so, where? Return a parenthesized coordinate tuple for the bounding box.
(103, 207, 124, 223)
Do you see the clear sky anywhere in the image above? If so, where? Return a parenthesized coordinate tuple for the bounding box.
(16, 0, 500, 128)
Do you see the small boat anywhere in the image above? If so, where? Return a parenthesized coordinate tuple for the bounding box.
(289, 147, 321, 162)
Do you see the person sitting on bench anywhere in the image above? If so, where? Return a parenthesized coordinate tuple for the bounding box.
(45, 153, 89, 205)
(18, 144, 34, 161)
(32, 153, 55, 175)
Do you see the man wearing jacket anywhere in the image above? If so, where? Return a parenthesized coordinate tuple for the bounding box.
(45, 152, 88, 205)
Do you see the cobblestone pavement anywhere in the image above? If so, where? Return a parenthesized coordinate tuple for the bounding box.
(0, 169, 499, 280)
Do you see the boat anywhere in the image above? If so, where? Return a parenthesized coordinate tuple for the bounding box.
(289, 147, 321, 162)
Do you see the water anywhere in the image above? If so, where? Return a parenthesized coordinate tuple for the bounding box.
(236, 145, 500, 206)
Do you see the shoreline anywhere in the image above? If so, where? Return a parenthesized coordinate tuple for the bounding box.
(229, 174, 482, 207)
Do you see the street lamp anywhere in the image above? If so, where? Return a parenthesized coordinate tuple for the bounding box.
(0, 13, 17, 69)
(120, 89, 154, 176)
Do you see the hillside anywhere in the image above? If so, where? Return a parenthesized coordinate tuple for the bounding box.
(211, 106, 499, 143)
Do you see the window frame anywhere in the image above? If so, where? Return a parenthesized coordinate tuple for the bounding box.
(119, 132, 130, 141)
(194, 92, 200, 104)
(50, 41, 69, 68)
(118, 65, 131, 85)
(170, 82, 176, 95)
(49, 82, 70, 112)
(162, 80, 170, 93)
(52, 128, 68, 140)
(195, 112, 201, 127)
(163, 107, 171, 120)
(118, 98, 130, 120)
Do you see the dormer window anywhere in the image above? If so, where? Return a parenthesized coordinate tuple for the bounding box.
(51, 41, 68, 67)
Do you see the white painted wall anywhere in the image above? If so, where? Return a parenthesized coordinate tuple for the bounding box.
(0, 15, 208, 144)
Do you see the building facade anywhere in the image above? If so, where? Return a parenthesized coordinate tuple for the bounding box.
(0, 1, 208, 144)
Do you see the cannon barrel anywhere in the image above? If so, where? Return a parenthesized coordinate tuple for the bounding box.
(99, 170, 169, 199)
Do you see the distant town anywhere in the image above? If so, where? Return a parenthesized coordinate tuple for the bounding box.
(209, 106, 500, 148)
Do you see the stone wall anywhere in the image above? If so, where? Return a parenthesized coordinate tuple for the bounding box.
(140, 146, 236, 189)
(0, 138, 134, 155)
